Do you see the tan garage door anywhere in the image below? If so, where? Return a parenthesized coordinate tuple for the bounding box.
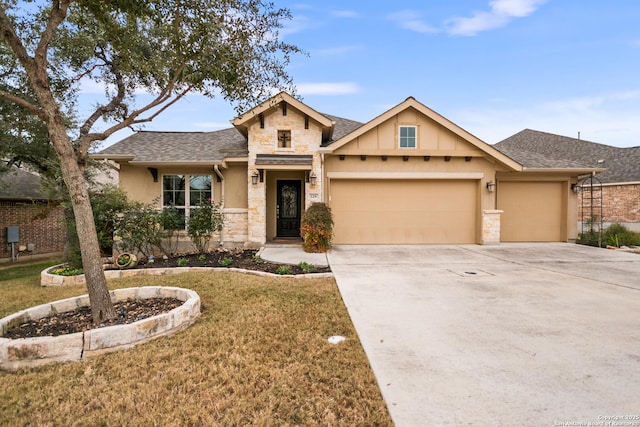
(330, 179, 478, 244)
(497, 181, 564, 242)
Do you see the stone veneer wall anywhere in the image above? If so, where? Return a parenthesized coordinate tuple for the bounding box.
(222, 208, 248, 246)
(482, 210, 503, 244)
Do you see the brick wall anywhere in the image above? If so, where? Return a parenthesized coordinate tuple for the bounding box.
(0, 200, 66, 259)
(578, 183, 640, 224)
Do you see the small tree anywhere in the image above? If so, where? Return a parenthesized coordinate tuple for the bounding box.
(300, 203, 334, 253)
(187, 200, 224, 254)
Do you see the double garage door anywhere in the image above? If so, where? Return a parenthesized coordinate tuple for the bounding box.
(330, 179, 478, 244)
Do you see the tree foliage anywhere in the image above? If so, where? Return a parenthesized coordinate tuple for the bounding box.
(0, 0, 300, 324)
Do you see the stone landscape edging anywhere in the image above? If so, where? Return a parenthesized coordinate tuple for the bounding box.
(0, 286, 201, 371)
(41, 264, 333, 287)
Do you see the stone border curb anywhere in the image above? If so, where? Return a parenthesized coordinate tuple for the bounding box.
(41, 265, 333, 287)
(0, 286, 200, 371)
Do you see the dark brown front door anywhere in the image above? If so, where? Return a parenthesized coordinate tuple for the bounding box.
(277, 180, 301, 237)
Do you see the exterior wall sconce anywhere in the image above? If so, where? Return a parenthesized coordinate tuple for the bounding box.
(571, 183, 580, 193)
(309, 172, 317, 186)
(465, 156, 472, 162)
(339, 155, 345, 161)
(423, 156, 431, 161)
(360, 155, 367, 161)
(444, 156, 452, 162)
(402, 156, 409, 162)
(251, 171, 259, 185)
(486, 181, 496, 193)
(381, 155, 388, 161)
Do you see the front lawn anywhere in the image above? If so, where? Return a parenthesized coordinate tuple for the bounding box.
(0, 265, 392, 426)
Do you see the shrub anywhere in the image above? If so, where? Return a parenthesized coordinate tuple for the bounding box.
(50, 265, 84, 276)
(187, 200, 224, 254)
(218, 257, 233, 267)
(177, 257, 189, 267)
(602, 223, 640, 247)
(298, 261, 317, 273)
(117, 203, 164, 257)
(300, 203, 333, 253)
(276, 265, 292, 275)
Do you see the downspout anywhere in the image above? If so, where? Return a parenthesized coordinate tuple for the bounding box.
(214, 165, 225, 246)
(320, 152, 325, 203)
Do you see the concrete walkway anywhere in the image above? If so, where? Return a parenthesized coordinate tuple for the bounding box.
(259, 244, 328, 267)
(327, 243, 640, 426)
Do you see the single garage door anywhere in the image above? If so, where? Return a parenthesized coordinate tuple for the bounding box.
(497, 181, 564, 242)
(330, 179, 478, 244)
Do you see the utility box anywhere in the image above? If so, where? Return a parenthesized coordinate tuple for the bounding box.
(7, 226, 19, 244)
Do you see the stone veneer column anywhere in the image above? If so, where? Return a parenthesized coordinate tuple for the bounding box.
(247, 176, 266, 245)
(482, 209, 503, 245)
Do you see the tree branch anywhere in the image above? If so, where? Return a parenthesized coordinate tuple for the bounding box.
(34, 0, 72, 69)
(0, 6, 33, 69)
(0, 88, 43, 117)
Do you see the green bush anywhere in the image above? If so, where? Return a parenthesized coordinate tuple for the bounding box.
(117, 203, 164, 257)
(187, 200, 224, 254)
(300, 203, 334, 253)
(276, 265, 292, 275)
(297, 261, 317, 273)
(602, 223, 640, 247)
(218, 257, 233, 267)
(177, 257, 189, 267)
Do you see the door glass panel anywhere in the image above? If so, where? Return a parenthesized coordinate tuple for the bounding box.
(281, 184, 297, 218)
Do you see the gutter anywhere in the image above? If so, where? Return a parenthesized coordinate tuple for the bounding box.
(213, 165, 225, 246)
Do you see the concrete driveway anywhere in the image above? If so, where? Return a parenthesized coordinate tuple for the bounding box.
(327, 243, 640, 426)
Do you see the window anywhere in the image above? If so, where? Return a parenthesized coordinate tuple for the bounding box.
(162, 174, 212, 229)
(277, 130, 291, 148)
(399, 126, 417, 148)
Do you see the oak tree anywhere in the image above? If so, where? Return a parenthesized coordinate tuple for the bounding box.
(0, 0, 299, 324)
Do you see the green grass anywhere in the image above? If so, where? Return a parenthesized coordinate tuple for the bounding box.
(0, 264, 392, 426)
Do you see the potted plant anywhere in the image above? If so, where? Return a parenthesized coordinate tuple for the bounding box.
(115, 252, 138, 269)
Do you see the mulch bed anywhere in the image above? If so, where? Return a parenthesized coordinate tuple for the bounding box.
(111, 249, 331, 275)
(4, 249, 330, 340)
(4, 298, 183, 339)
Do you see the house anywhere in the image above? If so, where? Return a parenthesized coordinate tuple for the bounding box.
(94, 93, 599, 248)
(495, 129, 640, 232)
(0, 166, 66, 260)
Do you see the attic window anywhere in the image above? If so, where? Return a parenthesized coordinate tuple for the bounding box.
(399, 126, 417, 149)
(277, 130, 291, 148)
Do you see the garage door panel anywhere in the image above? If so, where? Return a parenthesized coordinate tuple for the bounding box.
(498, 181, 563, 242)
(330, 180, 477, 244)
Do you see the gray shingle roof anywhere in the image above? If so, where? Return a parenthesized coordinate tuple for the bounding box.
(98, 115, 363, 162)
(0, 166, 49, 200)
(494, 129, 640, 183)
(99, 128, 248, 163)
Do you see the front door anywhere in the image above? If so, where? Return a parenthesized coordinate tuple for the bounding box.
(277, 180, 302, 237)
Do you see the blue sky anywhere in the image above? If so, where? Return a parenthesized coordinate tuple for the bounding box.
(90, 0, 640, 149)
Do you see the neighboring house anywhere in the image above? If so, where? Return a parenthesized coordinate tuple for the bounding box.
(495, 129, 640, 232)
(0, 166, 66, 260)
(94, 93, 598, 247)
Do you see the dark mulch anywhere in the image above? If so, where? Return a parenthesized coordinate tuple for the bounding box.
(4, 298, 183, 339)
(4, 249, 330, 340)
(111, 249, 331, 275)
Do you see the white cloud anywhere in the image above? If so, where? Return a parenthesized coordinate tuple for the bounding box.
(388, 10, 440, 34)
(331, 10, 358, 18)
(297, 82, 361, 95)
(446, 0, 547, 36)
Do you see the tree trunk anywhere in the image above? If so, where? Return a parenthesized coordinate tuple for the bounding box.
(48, 124, 116, 325)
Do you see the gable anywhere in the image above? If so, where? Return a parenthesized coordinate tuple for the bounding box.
(323, 97, 522, 171)
(232, 92, 334, 142)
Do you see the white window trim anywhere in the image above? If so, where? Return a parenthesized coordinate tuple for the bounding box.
(399, 125, 417, 149)
(161, 174, 213, 228)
